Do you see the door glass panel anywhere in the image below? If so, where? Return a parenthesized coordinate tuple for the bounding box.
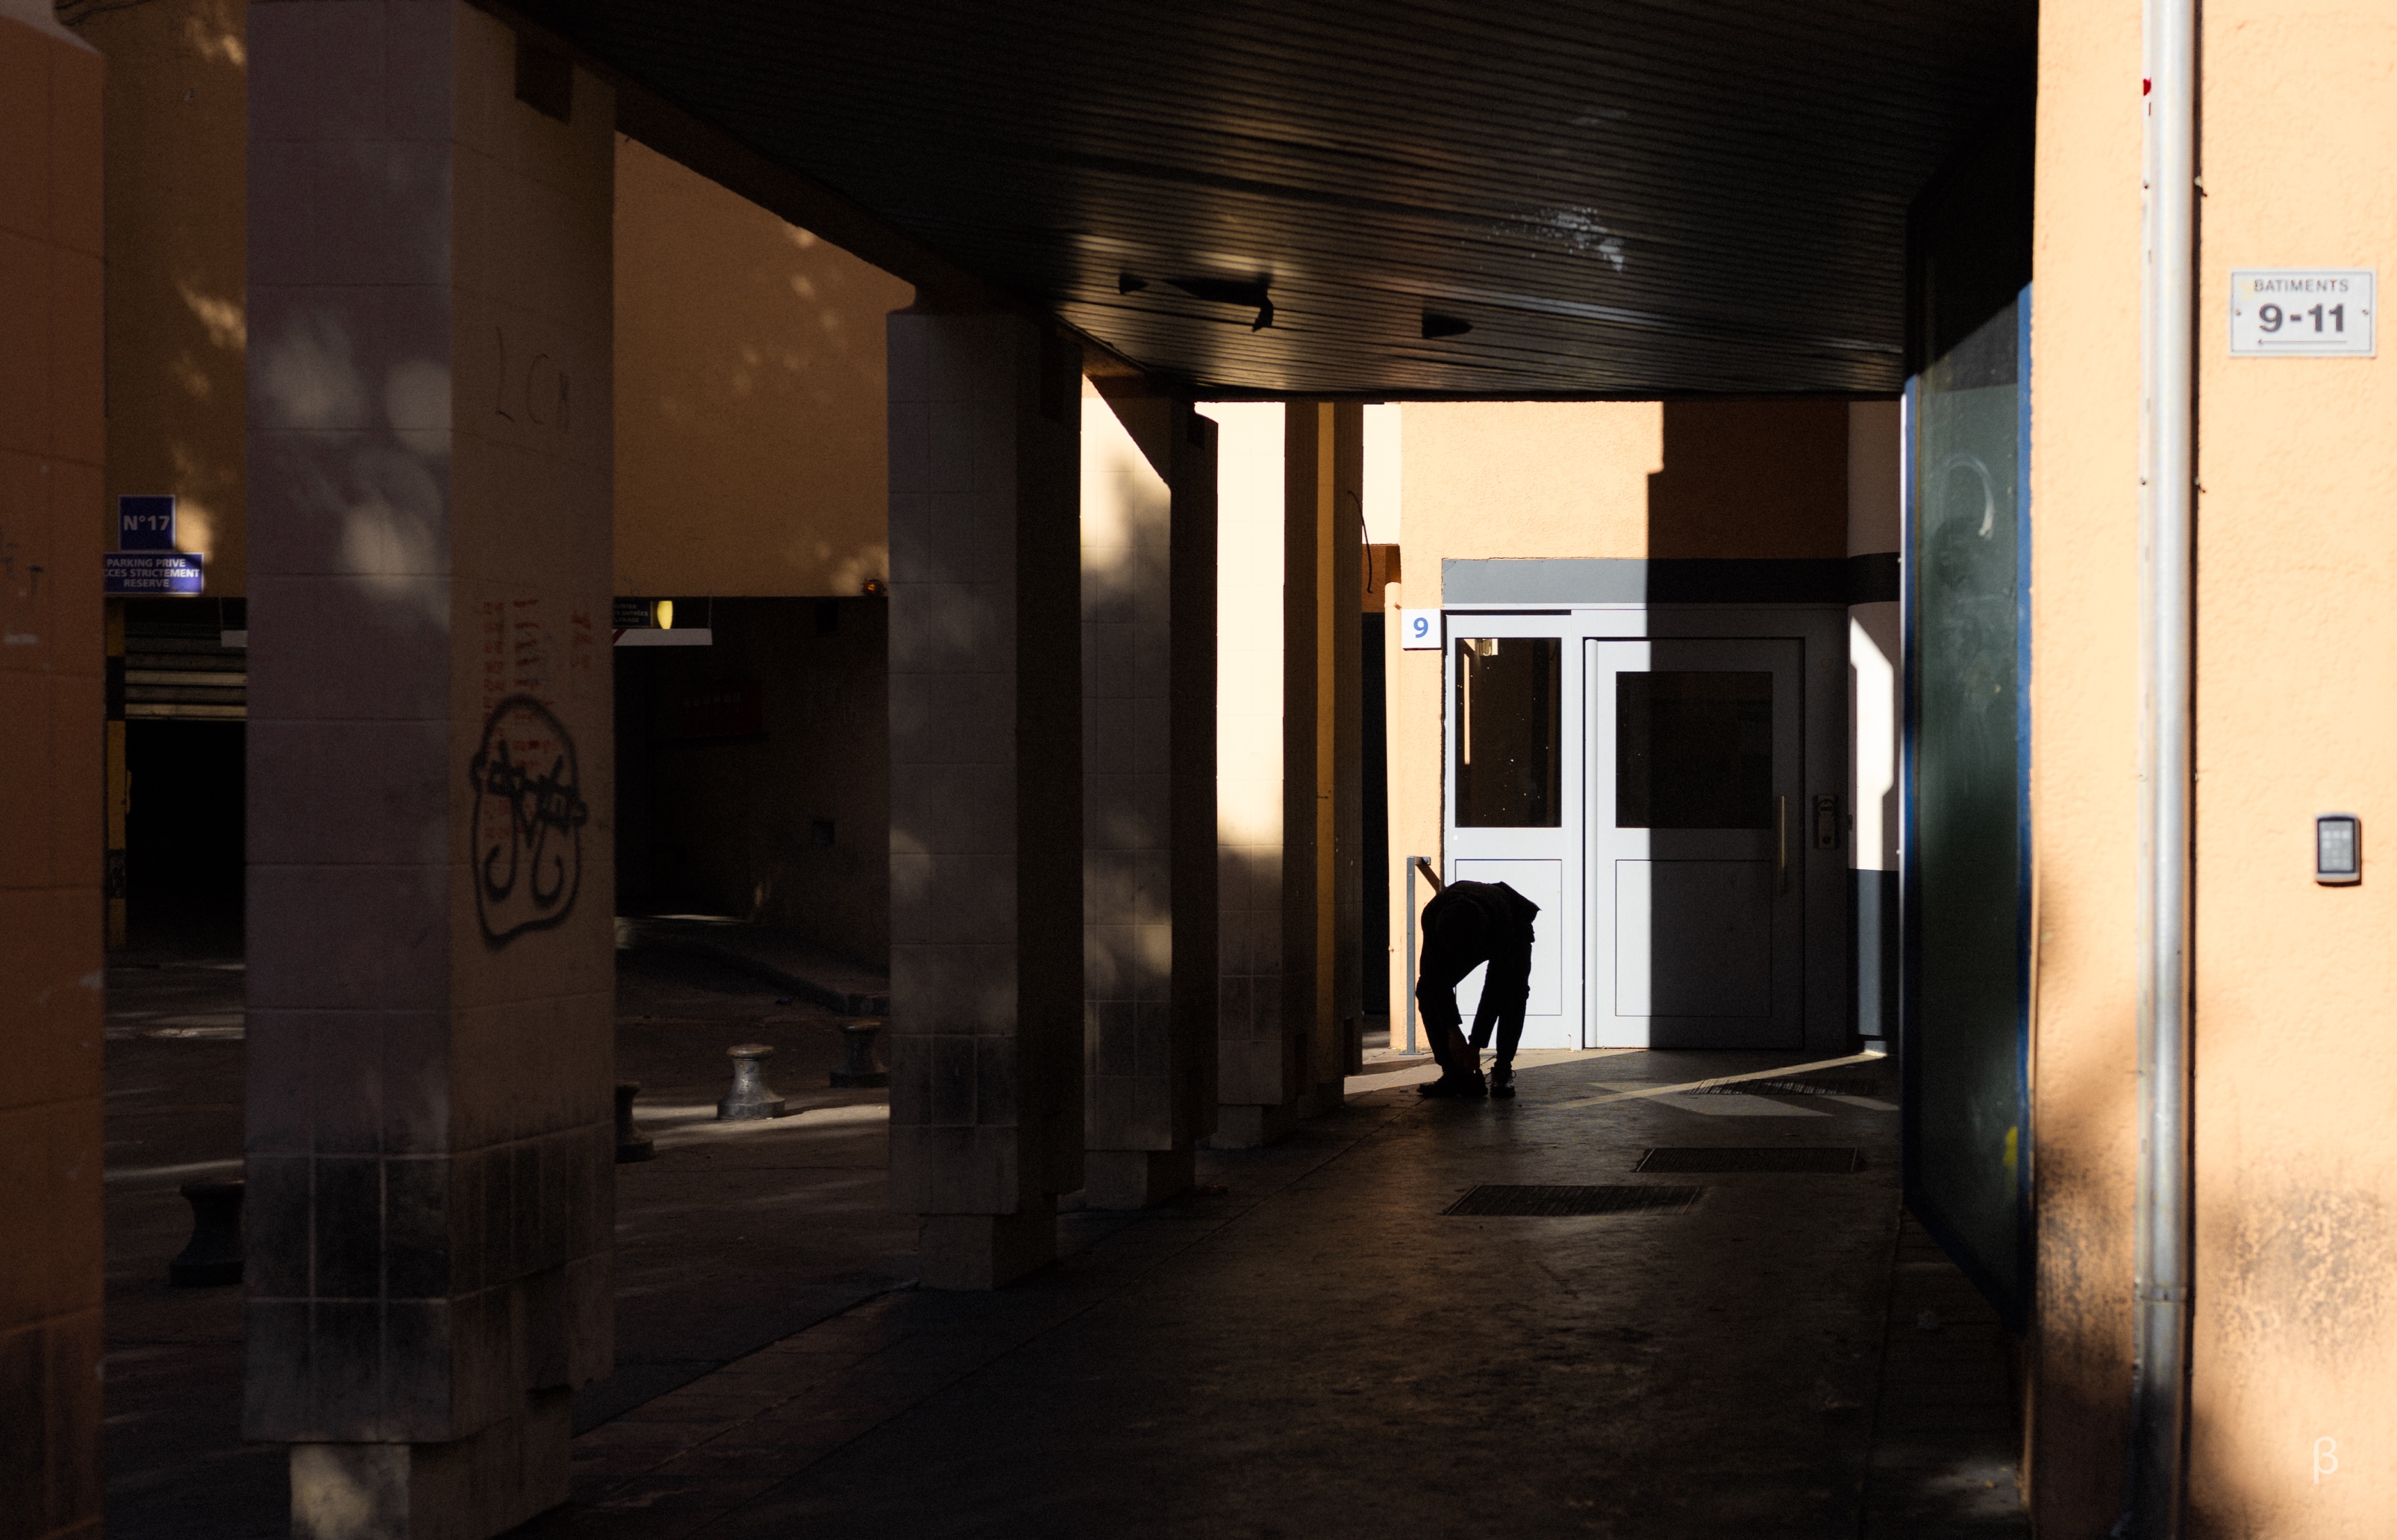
(1616, 672, 1772, 829)
(1455, 637, 1560, 827)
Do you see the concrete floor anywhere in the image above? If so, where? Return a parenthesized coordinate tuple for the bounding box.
(103, 948, 904, 1538)
(101, 951, 2026, 1539)
(102, 954, 259, 1540)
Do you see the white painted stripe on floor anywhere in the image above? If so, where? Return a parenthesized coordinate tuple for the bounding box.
(1542, 1051, 1885, 1113)
(643, 1102, 893, 1148)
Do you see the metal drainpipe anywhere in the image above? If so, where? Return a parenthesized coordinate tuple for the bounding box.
(2126, 0, 2196, 1531)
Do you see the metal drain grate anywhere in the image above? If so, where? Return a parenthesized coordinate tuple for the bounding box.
(1443, 1184, 1705, 1217)
(1695, 1075, 1882, 1098)
(1634, 1146, 1864, 1174)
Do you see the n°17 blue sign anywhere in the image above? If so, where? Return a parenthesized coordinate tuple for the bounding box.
(119, 494, 176, 551)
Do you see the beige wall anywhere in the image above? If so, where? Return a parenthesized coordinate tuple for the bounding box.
(2031, 3, 2397, 1529)
(2187, 4, 2397, 1530)
(1848, 401, 1900, 874)
(0, 9, 106, 1536)
(2025, 4, 2143, 1526)
(72, 0, 248, 590)
(1397, 399, 1848, 564)
(1383, 400, 1851, 1030)
(613, 135, 912, 598)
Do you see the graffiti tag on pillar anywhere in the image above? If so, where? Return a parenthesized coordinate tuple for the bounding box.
(469, 695, 590, 946)
(493, 326, 571, 433)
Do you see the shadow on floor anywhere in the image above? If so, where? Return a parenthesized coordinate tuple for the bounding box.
(531, 1050, 2028, 1540)
(102, 987, 2022, 1540)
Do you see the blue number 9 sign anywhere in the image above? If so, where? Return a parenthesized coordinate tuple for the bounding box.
(1398, 608, 1442, 651)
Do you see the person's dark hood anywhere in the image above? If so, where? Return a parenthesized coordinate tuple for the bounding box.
(1492, 880, 1540, 927)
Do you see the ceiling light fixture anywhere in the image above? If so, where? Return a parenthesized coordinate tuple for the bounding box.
(1169, 275, 1274, 331)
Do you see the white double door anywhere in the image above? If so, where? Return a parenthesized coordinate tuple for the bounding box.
(1587, 637, 1804, 1048)
(1443, 622, 1805, 1051)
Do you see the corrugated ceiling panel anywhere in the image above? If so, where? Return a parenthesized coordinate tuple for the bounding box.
(531, 0, 2034, 397)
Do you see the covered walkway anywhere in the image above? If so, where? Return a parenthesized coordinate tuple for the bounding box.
(12, 4, 2052, 1535)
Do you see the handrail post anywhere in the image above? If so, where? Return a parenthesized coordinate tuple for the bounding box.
(1403, 856, 1418, 1055)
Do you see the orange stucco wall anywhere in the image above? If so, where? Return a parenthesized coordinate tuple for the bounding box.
(612, 134, 913, 598)
(71, 0, 247, 591)
(2031, 2, 2397, 1530)
(0, 9, 107, 1535)
(2023, 0, 2144, 1523)
(1396, 399, 1848, 564)
(2185, 4, 2397, 1531)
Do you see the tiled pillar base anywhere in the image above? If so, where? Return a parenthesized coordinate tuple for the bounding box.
(289, 1390, 571, 1540)
(1208, 1101, 1301, 1151)
(1084, 1148, 1196, 1210)
(919, 1201, 1057, 1291)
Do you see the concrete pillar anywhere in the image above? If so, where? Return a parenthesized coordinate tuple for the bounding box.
(0, 10, 105, 1539)
(1079, 381, 1218, 1209)
(1210, 401, 1363, 1146)
(1286, 402, 1365, 1113)
(1847, 401, 1901, 1042)
(1207, 404, 1297, 1148)
(1331, 410, 1366, 1089)
(887, 310, 1083, 1286)
(243, 7, 616, 1536)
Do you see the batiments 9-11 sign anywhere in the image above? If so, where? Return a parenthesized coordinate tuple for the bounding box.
(2230, 269, 2375, 357)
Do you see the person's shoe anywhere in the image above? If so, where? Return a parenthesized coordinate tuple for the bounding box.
(1489, 1066, 1516, 1100)
(1417, 1072, 1478, 1099)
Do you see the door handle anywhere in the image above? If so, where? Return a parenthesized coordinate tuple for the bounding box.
(1777, 795, 1789, 894)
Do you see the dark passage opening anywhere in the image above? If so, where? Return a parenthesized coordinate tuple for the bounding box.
(121, 602, 247, 955)
(125, 721, 244, 954)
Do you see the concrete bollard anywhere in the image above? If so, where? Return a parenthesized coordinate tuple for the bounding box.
(831, 1021, 890, 1088)
(615, 1080, 655, 1162)
(171, 1178, 245, 1286)
(718, 1043, 785, 1121)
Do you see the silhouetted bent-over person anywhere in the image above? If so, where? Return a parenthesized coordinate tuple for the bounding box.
(1413, 877, 1538, 1100)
